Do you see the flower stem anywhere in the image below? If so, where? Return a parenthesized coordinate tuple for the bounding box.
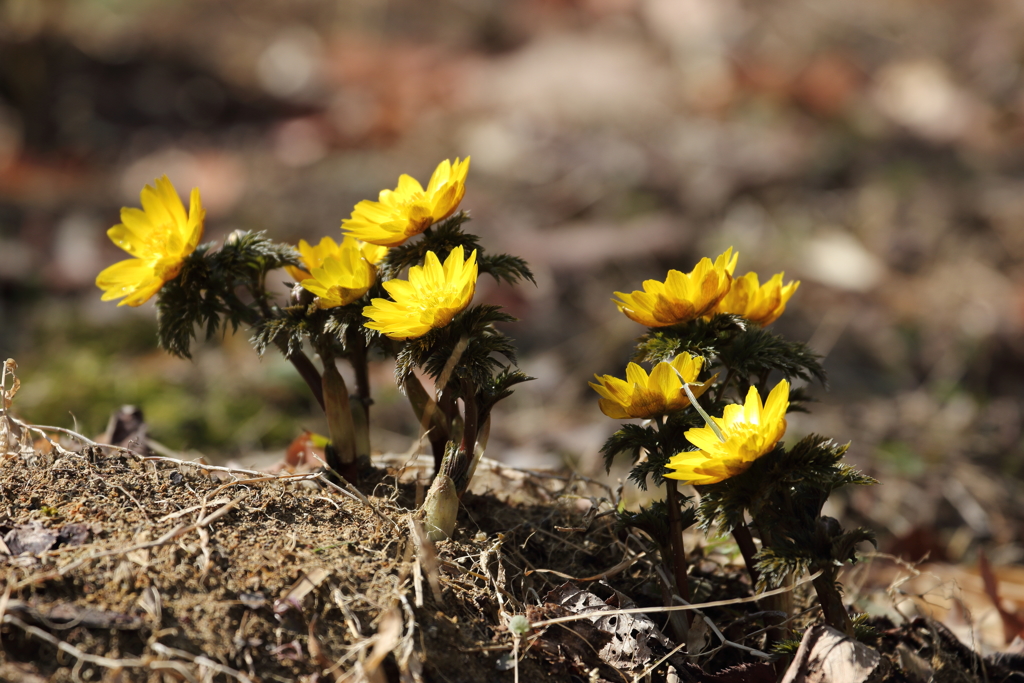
(288, 351, 325, 411)
(346, 328, 372, 466)
(683, 382, 726, 443)
(731, 522, 761, 588)
(403, 373, 451, 468)
(664, 479, 692, 608)
(322, 357, 358, 483)
(812, 569, 854, 636)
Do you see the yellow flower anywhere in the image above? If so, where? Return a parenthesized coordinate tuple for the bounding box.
(363, 246, 478, 340)
(711, 272, 800, 326)
(285, 236, 387, 282)
(666, 379, 790, 485)
(342, 157, 471, 247)
(96, 176, 205, 307)
(300, 237, 377, 309)
(613, 248, 738, 327)
(590, 353, 716, 419)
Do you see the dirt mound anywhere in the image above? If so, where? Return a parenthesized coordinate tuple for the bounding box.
(0, 442, 677, 682)
(5, 441, 1022, 682)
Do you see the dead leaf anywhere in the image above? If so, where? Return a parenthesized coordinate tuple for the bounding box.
(239, 592, 267, 610)
(780, 624, 884, 683)
(525, 601, 613, 674)
(363, 606, 402, 683)
(3, 522, 57, 555)
(56, 523, 91, 548)
(308, 615, 342, 682)
(101, 405, 148, 452)
(687, 614, 709, 656)
(979, 549, 1024, 644)
(274, 567, 330, 615)
(1, 359, 19, 410)
(137, 586, 162, 623)
(4, 599, 143, 630)
(544, 582, 671, 670)
(696, 662, 778, 683)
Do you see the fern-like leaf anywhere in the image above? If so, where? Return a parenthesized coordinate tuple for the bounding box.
(717, 328, 827, 387)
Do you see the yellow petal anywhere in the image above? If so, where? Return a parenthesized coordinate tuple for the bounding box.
(97, 176, 203, 306)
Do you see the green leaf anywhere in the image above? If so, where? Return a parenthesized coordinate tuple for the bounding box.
(477, 367, 534, 419)
(753, 545, 812, 591)
(394, 305, 518, 390)
(156, 246, 232, 359)
(377, 212, 534, 286)
(599, 423, 658, 473)
(696, 434, 875, 535)
(155, 232, 303, 359)
(616, 499, 695, 540)
(631, 314, 746, 365)
(378, 213, 480, 281)
(717, 327, 827, 387)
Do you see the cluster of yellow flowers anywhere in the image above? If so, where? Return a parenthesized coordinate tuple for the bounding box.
(612, 246, 800, 328)
(597, 248, 799, 485)
(95, 162, 795, 488)
(96, 159, 477, 341)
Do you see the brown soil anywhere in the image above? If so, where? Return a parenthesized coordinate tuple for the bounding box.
(3, 441, 1022, 682)
(0, 440, 696, 682)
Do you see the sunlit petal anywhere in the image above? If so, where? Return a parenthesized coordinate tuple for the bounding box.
(589, 352, 710, 420)
(342, 158, 471, 247)
(362, 246, 478, 340)
(95, 176, 205, 306)
(612, 248, 736, 327)
(666, 379, 790, 484)
(711, 270, 800, 326)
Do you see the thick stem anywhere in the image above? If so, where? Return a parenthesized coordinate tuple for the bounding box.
(812, 570, 853, 636)
(732, 522, 761, 589)
(664, 480, 692, 638)
(664, 480, 691, 604)
(753, 521, 793, 648)
(346, 329, 372, 466)
(450, 381, 478, 497)
(229, 286, 326, 411)
(322, 359, 358, 483)
(654, 415, 691, 622)
(348, 329, 371, 420)
(403, 374, 450, 469)
(349, 397, 371, 468)
(288, 350, 325, 410)
(463, 415, 491, 492)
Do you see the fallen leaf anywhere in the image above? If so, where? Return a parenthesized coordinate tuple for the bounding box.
(56, 523, 91, 548)
(979, 549, 1024, 644)
(274, 567, 330, 615)
(780, 624, 884, 683)
(3, 522, 57, 555)
(544, 581, 671, 669)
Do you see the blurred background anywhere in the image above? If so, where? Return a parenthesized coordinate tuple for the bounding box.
(2, 0, 1024, 561)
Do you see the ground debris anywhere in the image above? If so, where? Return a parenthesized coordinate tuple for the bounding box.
(544, 581, 671, 670)
(4, 439, 1018, 682)
(3, 599, 144, 630)
(780, 625, 886, 683)
(0, 441, 631, 682)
